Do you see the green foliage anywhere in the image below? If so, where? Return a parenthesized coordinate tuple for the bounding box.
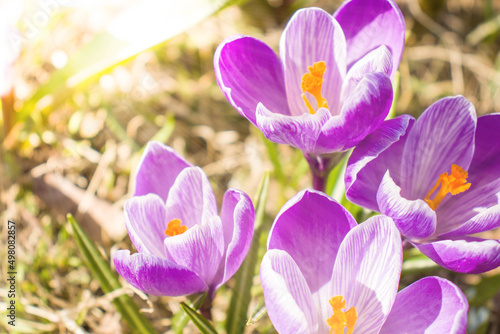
(67, 214, 157, 334)
(170, 293, 206, 334)
(468, 273, 500, 307)
(226, 172, 271, 334)
(180, 302, 219, 334)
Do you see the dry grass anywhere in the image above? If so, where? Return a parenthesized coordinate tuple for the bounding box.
(1, 0, 500, 333)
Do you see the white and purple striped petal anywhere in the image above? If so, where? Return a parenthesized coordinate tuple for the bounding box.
(261, 249, 317, 333)
(380, 277, 468, 334)
(437, 114, 500, 227)
(345, 115, 414, 211)
(341, 45, 393, 101)
(256, 104, 331, 154)
(377, 171, 436, 239)
(215, 189, 255, 289)
(330, 215, 402, 334)
(164, 216, 225, 287)
(123, 194, 168, 257)
(316, 71, 393, 152)
(165, 167, 218, 228)
(400, 96, 476, 200)
(415, 236, 500, 274)
(268, 190, 356, 294)
(280, 7, 346, 116)
(134, 141, 192, 200)
(334, 0, 405, 79)
(214, 35, 289, 125)
(114, 250, 208, 296)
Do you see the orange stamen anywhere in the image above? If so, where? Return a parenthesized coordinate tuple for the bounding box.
(300, 61, 329, 114)
(327, 296, 357, 334)
(424, 164, 471, 210)
(165, 218, 188, 236)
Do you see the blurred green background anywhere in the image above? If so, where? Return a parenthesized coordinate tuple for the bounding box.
(1, 0, 500, 332)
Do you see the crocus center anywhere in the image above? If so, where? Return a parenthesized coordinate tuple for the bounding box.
(424, 164, 471, 210)
(165, 218, 188, 236)
(327, 295, 357, 334)
(301, 61, 329, 114)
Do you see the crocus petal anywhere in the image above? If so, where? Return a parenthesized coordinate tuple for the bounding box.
(164, 216, 224, 286)
(415, 236, 500, 274)
(345, 115, 413, 211)
(330, 215, 402, 334)
(380, 276, 468, 334)
(214, 35, 289, 125)
(437, 179, 500, 236)
(316, 71, 393, 152)
(123, 194, 168, 257)
(165, 167, 218, 228)
(377, 171, 437, 239)
(113, 250, 207, 296)
(438, 113, 500, 224)
(401, 96, 477, 200)
(334, 0, 405, 79)
(279, 7, 346, 116)
(256, 103, 330, 153)
(441, 204, 500, 237)
(468, 113, 500, 184)
(215, 189, 255, 288)
(341, 45, 393, 101)
(134, 141, 191, 200)
(261, 249, 317, 334)
(268, 189, 357, 294)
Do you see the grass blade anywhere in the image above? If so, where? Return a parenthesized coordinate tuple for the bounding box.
(387, 70, 401, 120)
(259, 132, 285, 185)
(180, 302, 218, 334)
(226, 172, 270, 334)
(246, 299, 267, 325)
(324, 152, 349, 199)
(67, 214, 157, 334)
(171, 293, 206, 334)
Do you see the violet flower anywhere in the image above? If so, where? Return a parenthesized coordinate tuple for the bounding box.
(113, 141, 255, 297)
(214, 0, 405, 190)
(345, 95, 500, 273)
(260, 189, 468, 333)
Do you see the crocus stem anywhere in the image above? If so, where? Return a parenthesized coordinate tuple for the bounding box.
(312, 172, 326, 192)
(402, 239, 414, 250)
(200, 295, 213, 321)
(305, 152, 346, 192)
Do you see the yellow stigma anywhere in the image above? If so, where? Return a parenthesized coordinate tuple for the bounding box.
(424, 164, 471, 210)
(327, 296, 357, 334)
(165, 218, 188, 236)
(300, 61, 329, 114)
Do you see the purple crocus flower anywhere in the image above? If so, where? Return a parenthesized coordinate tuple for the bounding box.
(260, 189, 468, 333)
(113, 141, 255, 297)
(214, 0, 405, 189)
(345, 95, 500, 273)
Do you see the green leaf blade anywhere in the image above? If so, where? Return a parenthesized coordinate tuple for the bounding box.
(226, 172, 270, 334)
(67, 214, 157, 334)
(180, 302, 218, 334)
